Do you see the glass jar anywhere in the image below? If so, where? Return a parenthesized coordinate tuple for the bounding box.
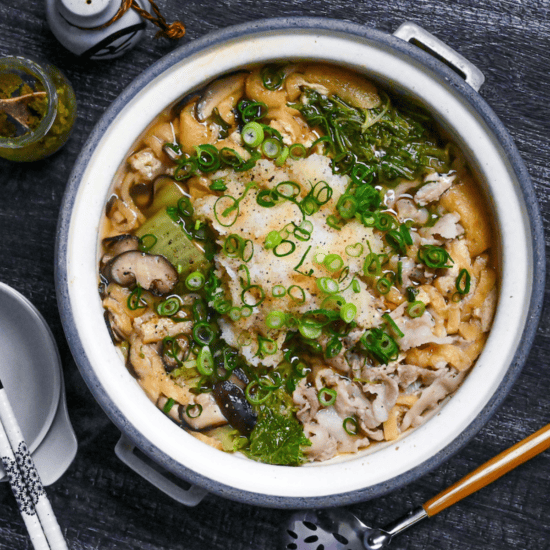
(0, 56, 77, 161)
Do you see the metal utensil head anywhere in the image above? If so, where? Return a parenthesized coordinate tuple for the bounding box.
(282, 508, 391, 550)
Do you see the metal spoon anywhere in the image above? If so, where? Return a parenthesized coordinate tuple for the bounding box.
(282, 423, 550, 550)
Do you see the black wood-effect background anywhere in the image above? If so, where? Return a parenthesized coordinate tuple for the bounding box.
(0, 1, 549, 549)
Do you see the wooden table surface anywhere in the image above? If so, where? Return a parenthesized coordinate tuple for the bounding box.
(1, 1, 549, 548)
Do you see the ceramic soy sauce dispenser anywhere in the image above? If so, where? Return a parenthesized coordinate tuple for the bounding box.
(45, 0, 151, 60)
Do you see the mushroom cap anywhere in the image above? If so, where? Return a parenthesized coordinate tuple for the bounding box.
(196, 72, 247, 122)
(212, 380, 257, 437)
(104, 250, 178, 296)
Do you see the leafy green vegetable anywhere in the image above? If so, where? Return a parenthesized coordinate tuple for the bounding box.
(244, 408, 311, 466)
(291, 89, 450, 183)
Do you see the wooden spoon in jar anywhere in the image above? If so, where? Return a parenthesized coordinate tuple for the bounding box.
(284, 423, 550, 550)
(0, 91, 46, 130)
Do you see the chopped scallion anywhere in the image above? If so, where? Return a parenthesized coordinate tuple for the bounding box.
(318, 387, 337, 407)
(340, 303, 357, 323)
(185, 271, 205, 291)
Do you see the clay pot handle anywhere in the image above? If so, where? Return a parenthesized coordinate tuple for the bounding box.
(423, 423, 550, 517)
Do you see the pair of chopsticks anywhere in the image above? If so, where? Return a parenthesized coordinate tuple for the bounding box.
(0, 378, 68, 549)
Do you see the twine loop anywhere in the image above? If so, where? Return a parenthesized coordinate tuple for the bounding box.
(87, 0, 185, 40)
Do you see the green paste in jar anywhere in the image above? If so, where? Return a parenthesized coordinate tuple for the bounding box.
(0, 61, 76, 162)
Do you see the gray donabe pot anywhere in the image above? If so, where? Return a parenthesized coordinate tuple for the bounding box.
(55, 18, 545, 509)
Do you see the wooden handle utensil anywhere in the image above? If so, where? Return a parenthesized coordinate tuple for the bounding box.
(423, 423, 550, 516)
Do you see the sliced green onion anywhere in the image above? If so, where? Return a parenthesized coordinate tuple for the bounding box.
(258, 336, 278, 356)
(265, 230, 282, 250)
(266, 310, 286, 330)
(325, 337, 342, 359)
(363, 253, 381, 277)
(214, 195, 239, 227)
(194, 144, 220, 173)
(196, 346, 214, 376)
(360, 328, 399, 364)
(326, 215, 344, 230)
(298, 321, 322, 339)
(418, 245, 454, 269)
(185, 403, 203, 418)
(314, 252, 326, 265)
(239, 100, 268, 123)
(245, 380, 272, 404)
(237, 332, 252, 347)
(260, 64, 285, 90)
(177, 197, 194, 217)
(241, 285, 265, 307)
(174, 156, 198, 180)
(294, 246, 314, 276)
(343, 417, 358, 436)
(337, 194, 358, 219)
(289, 143, 307, 160)
(397, 261, 403, 286)
(385, 230, 406, 255)
(345, 243, 364, 257)
(376, 277, 392, 295)
(338, 266, 350, 284)
(228, 307, 242, 321)
(279, 223, 294, 240)
(324, 254, 344, 272)
(209, 178, 227, 192)
(242, 121, 265, 147)
(138, 234, 157, 252)
(185, 271, 205, 290)
(156, 297, 180, 316)
(321, 295, 346, 310)
(273, 240, 296, 257)
(193, 322, 215, 346)
(240, 306, 253, 318)
(238, 264, 251, 289)
(318, 388, 337, 407)
(382, 313, 404, 338)
(276, 181, 301, 199)
(163, 397, 175, 414)
(223, 234, 243, 257)
(262, 138, 283, 158)
(375, 212, 397, 231)
(400, 223, 413, 246)
(340, 303, 357, 323)
(407, 300, 426, 318)
(361, 212, 377, 227)
(242, 239, 254, 262)
(317, 277, 339, 294)
(406, 286, 419, 302)
(256, 188, 280, 208)
(272, 285, 286, 298)
(127, 285, 147, 311)
(308, 135, 334, 155)
(274, 146, 290, 167)
(301, 196, 319, 216)
(288, 285, 306, 303)
(213, 299, 232, 314)
(456, 269, 471, 294)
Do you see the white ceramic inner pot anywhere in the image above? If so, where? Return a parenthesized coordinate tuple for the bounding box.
(57, 19, 544, 508)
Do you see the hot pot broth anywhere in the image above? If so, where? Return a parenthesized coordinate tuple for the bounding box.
(99, 63, 497, 466)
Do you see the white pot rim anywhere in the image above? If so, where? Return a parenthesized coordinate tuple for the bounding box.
(55, 18, 545, 508)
